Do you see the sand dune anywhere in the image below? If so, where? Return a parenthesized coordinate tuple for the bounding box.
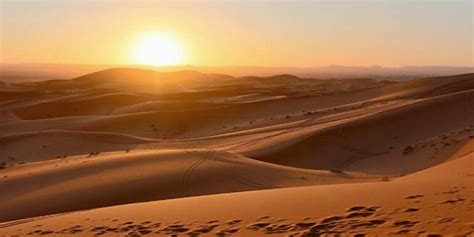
(0, 69, 473, 236)
(0, 149, 379, 222)
(0, 130, 154, 164)
(0, 81, 26, 92)
(1, 146, 472, 236)
(375, 73, 474, 100)
(12, 93, 153, 119)
(240, 90, 474, 175)
(112, 101, 232, 114)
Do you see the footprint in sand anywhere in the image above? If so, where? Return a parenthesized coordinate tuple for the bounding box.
(345, 206, 380, 218)
(226, 219, 242, 225)
(437, 217, 454, 224)
(216, 228, 240, 236)
(442, 189, 460, 195)
(346, 206, 366, 212)
(405, 194, 424, 200)
(321, 215, 344, 223)
(393, 220, 419, 228)
(346, 212, 374, 218)
(189, 224, 219, 234)
(263, 223, 294, 234)
(27, 229, 54, 235)
(440, 196, 465, 204)
(247, 222, 271, 230)
(159, 224, 190, 234)
(350, 219, 386, 228)
(293, 222, 316, 229)
(393, 229, 411, 234)
(120, 221, 134, 225)
(59, 225, 84, 234)
(256, 216, 271, 221)
(405, 208, 420, 213)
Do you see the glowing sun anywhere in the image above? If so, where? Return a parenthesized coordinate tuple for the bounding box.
(132, 33, 184, 66)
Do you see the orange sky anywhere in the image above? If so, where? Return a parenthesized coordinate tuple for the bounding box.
(0, 1, 472, 67)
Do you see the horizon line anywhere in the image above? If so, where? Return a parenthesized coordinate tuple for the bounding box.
(1, 62, 473, 69)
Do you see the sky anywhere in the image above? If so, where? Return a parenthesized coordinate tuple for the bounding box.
(0, 0, 473, 67)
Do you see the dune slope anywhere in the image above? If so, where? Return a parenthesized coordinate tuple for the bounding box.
(1, 147, 472, 236)
(240, 90, 474, 175)
(0, 149, 379, 222)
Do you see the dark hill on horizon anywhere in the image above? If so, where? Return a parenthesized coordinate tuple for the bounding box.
(1, 63, 472, 82)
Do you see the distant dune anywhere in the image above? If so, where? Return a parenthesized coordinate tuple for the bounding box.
(1, 63, 473, 82)
(0, 68, 473, 236)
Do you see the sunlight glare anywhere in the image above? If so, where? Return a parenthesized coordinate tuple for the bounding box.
(132, 33, 184, 66)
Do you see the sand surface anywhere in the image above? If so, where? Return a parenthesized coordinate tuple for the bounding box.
(1, 69, 473, 236)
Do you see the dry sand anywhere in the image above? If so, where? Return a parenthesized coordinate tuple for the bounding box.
(0, 69, 473, 236)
